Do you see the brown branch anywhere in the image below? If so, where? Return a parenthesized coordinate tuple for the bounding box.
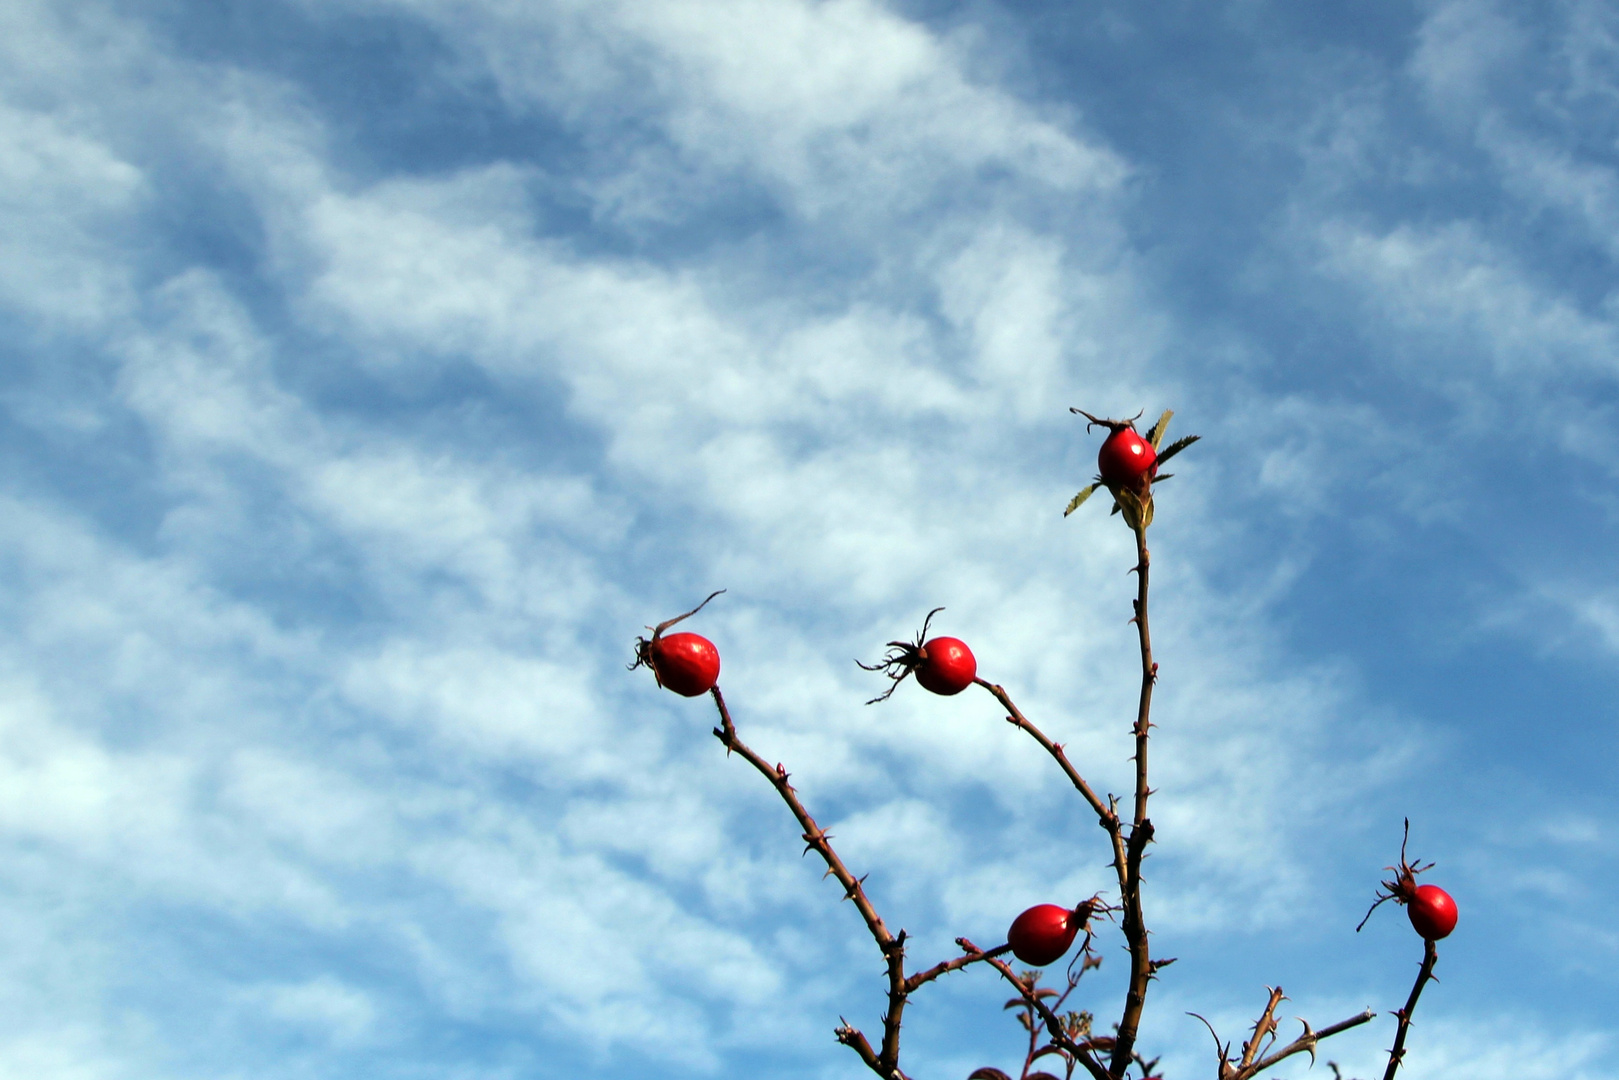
(1111, 520, 1156, 1077)
(903, 940, 1012, 994)
(710, 687, 914, 1079)
(1381, 939, 1438, 1080)
(1243, 1010, 1376, 1079)
(1197, 996, 1377, 1080)
(984, 955, 1112, 1080)
(973, 679, 1129, 903)
(1238, 987, 1285, 1071)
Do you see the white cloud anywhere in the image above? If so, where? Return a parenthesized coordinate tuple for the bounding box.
(2, 0, 1573, 1076)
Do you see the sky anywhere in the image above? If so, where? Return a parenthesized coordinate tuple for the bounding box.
(2, 0, 1618, 1077)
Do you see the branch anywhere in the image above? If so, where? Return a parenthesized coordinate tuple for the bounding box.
(1244, 1010, 1376, 1079)
(973, 679, 1129, 902)
(710, 687, 912, 1079)
(1238, 987, 1285, 1071)
(903, 940, 1011, 994)
(1381, 939, 1438, 1080)
(1198, 994, 1377, 1080)
(985, 955, 1112, 1080)
(1112, 520, 1157, 1076)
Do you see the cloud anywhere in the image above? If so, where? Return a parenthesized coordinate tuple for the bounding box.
(6, 0, 1611, 1077)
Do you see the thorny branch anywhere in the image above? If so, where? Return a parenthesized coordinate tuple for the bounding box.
(973, 679, 1129, 905)
(982, 952, 1112, 1080)
(708, 686, 1006, 1079)
(1381, 939, 1438, 1080)
(1110, 518, 1156, 1077)
(1192, 988, 1375, 1080)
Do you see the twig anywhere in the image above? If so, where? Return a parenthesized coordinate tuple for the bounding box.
(903, 940, 1012, 994)
(1238, 987, 1285, 1071)
(1197, 998, 1377, 1080)
(984, 955, 1112, 1080)
(973, 679, 1129, 904)
(1243, 1010, 1377, 1079)
(1382, 939, 1438, 1080)
(711, 686, 1006, 1080)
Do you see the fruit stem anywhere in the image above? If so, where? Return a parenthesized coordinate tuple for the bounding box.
(1381, 939, 1438, 1080)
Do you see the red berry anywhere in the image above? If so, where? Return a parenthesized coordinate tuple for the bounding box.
(1407, 883, 1457, 940)
(1007, 903, 1081, 966)
(914, 637, 976, 696)
(1097, 427, 1157, 487)
(648, 632, 721, 697)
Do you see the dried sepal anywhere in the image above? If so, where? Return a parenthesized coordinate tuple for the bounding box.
(1357, 818, 1437, 931)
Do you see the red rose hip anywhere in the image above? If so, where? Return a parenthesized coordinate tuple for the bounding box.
(859, 609, 980, 704)
(633, 591, 725, 697)
(647, 632, 721, 697)
(914, 636, 976, 696)
(1407, 884, 1457, 941)
(1097, 427, 1157, 487)
(1007, 903, 1083, 966)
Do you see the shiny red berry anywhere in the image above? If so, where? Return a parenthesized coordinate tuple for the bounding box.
(1007, 903, 1082, 966)
(1407, 884, 1458, 940)
(914, 637, 976, 696)
(1097, 427, 1157, 487)
(647, 632, 721, 697)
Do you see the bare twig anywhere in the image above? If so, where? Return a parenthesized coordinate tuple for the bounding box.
(903, 940, 1011, 994)
(1197, 996, 1377, 1080)
(984, 955, 1112, 1080)
(973, 679, 1129, 904)
(1243, 1010, 1377, 1079)
(710, 686, 915, 1079)
(1381, 939, 1438, 1080)
(1238, 987, 1285, 1071)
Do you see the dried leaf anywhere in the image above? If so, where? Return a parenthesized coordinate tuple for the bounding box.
(1116, 488, 1153, 530)
(967, 1070, 1013, 1080)
(1145, 409, 1173, 449)
(1027, 1072, 1064, 1080)
(1063, 483, 1099, 517)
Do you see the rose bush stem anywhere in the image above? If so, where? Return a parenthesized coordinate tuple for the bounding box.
(1111, 520, 1157, 1076)
(708, 686, 1005, 1079)
(1382, 939, 1438, 1080)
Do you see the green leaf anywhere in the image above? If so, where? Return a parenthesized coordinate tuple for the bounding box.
(1155, 433, 1200, 467)
(1063, 483, 1100, 517)
(1145, 409, 1174, 449)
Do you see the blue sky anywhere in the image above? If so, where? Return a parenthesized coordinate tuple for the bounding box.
(2, 0, 1617, 1077)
